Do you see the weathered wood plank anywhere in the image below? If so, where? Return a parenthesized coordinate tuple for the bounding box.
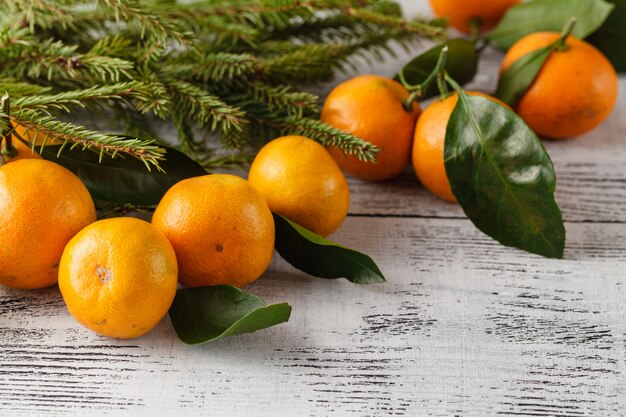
(1, 217, 625, 416)
(1, 1, 625, 415)
(348, 157, 626, 223)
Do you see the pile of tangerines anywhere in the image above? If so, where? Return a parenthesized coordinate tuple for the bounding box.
(0, 0, 619, 340)
(0, 128, 350, 339)
(324, 0, 618, 202)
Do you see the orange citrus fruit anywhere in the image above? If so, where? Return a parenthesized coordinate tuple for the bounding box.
(501, 32, 618, 139)
(429, 0, 520, 34)
(321, 75, 421, 181)
(0, 159, 96, 289)
(413, 92, 509, 203)
(59, 217, 178, 339)
(152, 174, 275, 288)
(248, 136, 350, 237)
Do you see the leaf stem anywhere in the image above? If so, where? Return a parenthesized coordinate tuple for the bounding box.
(444, 72, 464, 94)
(0, 94, 16, 159)
(402, 45, 448, 111)
(554, 17, 577, 51)
(437, 72, 450, 98)
(469, 18, 481, 44)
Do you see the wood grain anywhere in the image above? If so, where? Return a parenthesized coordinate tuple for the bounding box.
(1, 1, 625, 415)
(1, 218, 625, 416)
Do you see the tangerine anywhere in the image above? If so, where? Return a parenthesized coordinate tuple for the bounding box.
(0, 159, 96, 289)
(321, 75, 421, 181)
(429, 0, 520, 34)
(248, 136, 350, 237)
(59, 217, 178, 339)
(501, 32, 618, 139)
(413, 92, 509, 202)
(152, 174, 275, 288)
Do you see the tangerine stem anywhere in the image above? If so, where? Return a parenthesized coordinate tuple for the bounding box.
(444, 72, 464, 95)
(0, 94, 16, 159)
(437, 72, 449, 98)
(468, 18, 481, 44)
(402, 45, 448, 111)
(554, 17, 577, 51)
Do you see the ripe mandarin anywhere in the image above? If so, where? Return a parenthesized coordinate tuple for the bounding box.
(0, 159, 96, 289)
(152, 174, 275, 288)
(501, 33, 618, 139)
(429, 0, 520, 34)
(248, 136, 350, 237)
(413, 92, 509, 202)
(59, 217, 178, 339)
(321, 75, 421, 181)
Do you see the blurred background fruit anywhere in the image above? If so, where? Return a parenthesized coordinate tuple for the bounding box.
(429, 0, 521, 33)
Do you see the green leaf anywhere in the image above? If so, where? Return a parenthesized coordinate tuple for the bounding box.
(444, 92, 565, 258)
(273, 214, 385, 284)
(168, 285, 292, 345)
(488, 0, 614, 50)
(588, 0, 626, 72)
(494, 45, 552, 107)
(394, 39, 478, 99)
(40, 145, 206, 205)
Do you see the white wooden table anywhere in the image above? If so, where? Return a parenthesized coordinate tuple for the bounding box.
(2, 2, 625, 416)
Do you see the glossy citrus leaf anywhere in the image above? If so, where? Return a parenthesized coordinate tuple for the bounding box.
(273, 214, 385, 284)
(394, 39, 478, 99)
(495, 45, 552, 107)
(40, 145, 205, 205)
(588, 0, 626, 72)
(169, 285, 292, 345)
(444, 92, 565, 258)
(488, 0, 614, 50)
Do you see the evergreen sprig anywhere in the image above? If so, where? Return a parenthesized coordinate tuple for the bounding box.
(10, 109, 166, 169)
(0, 0, 444, 172)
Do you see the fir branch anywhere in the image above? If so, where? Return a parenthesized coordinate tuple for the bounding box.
(3, 0, 74, 31)
(0, 0, 443, 176)
(0, 78, 53, 97)
(97, 0, 190, 44)
(242, 82, 319, 118)
(260, 31, 412, 83)
(256, 116, 379, 162)
(165, 80, 248, 134)
(262, 43, 349, 83)
(88, 35, 135, 59)
(11, 81, 148, 113)
(12, 108, 166, 169)
(344, 6, 445, 38)
(111, 104, 160, 140)
(0, 34, 134, 82)
(132, 69, 172, 117)
(162, 52, 260, 83)
(200, 16, 261, 45)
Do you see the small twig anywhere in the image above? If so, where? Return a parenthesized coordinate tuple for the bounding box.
(401, 45, 448, 110)
(554, 17, 577, 51)
(0, 93, 17, 158)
